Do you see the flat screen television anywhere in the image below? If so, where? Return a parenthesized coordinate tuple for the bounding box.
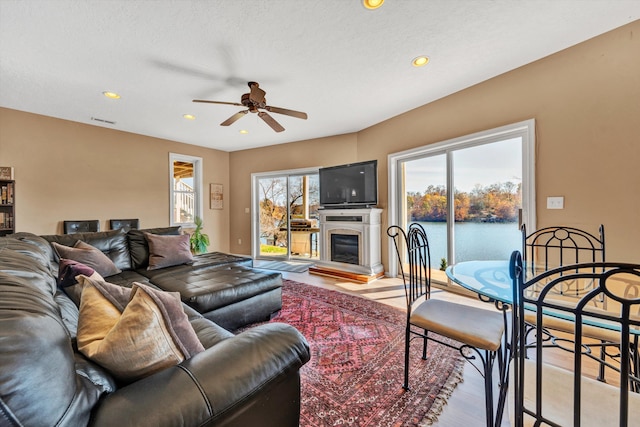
(319, 160, 378, 208)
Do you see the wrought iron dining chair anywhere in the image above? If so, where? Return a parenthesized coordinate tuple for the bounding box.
(521, 224, 605, 279)
(63, 220, 99, 234)
(388, 223, 506, 427)
(521, 224, 620, 382)
(509, 251, 640, 426)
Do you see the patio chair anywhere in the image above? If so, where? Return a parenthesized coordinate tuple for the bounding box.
(63, 220, 99, 234)
(509, 251, 640, 426)
(387, 223, 506, 427)
(521, 224, 620, 382)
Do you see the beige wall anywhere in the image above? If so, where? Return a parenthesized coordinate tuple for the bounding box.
(230, 21, 640, 264)
(0, 109, 231, 252)
(1, 22, 638, 265)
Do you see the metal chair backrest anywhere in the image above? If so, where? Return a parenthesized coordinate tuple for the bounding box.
(521, 224, 605, 277)
(510, 250, 640, 426)
(387, 223, 432, 310)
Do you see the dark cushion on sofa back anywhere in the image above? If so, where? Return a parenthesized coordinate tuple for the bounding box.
(0, 237, 57, 294)
(42, 229, 132, 271)
(6, 232, 56, 266)
(128, 226, 182, 270)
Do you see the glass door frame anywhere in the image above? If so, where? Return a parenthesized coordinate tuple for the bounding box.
(387, 119, 536, 278)
(251, 166, 320, 260)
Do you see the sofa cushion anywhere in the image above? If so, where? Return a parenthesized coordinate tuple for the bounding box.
(128, 226, 182, 270)
(52, 240, 121, 277)
(6, 232, 56, 268)
(0, 237, 57, 295)
(145, 232, 193, 270)
(144, 264, 282, 313)
(76, 276, 204, 382)
(43, 229, 132, 271)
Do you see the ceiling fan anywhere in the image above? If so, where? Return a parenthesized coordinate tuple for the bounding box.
(193, 81, 307, 132)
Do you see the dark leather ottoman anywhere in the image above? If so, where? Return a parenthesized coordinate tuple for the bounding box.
(142, 264, 282, 331)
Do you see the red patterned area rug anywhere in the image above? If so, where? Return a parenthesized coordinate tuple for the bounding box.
(268, 280, 465, 426)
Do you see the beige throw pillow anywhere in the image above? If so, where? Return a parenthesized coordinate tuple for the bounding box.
(76, 276, 204, 382)
(144, 232, 193, 270)
(52, 240, 121, 277)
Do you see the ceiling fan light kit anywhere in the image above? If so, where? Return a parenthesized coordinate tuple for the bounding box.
(102, 91, 121, 99)
(363, 0, 384, 10)
(193, 81, 307, 133)
(412, 56, 429, 67)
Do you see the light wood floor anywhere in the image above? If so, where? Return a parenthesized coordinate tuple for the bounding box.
(260, 263, 511, 426)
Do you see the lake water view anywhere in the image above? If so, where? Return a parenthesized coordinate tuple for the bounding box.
(412, 221, 522, 265)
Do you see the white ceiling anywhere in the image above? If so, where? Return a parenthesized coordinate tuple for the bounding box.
(1, 1, 638, 152)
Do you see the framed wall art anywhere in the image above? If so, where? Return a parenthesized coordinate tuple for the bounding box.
(0, 167, 14, 180)
(210, 183, 223, 209)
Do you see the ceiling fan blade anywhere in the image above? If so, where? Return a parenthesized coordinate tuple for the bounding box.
(258, 111, 285, 132)
(193, 99, 243, 107)
(220, 110, 249, 126)
(264, 105, 308, 120)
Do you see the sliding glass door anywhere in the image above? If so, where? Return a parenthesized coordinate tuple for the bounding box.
(252, 169, 320, 260)
(389, 120, 535, 280)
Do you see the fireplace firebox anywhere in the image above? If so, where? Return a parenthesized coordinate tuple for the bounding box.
(331, 234, 359, 265)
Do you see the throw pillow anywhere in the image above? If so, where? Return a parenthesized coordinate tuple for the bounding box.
(58, 258, 105, 306)
(76, 276, 204, 382)
(52, 241, 121, 277)
(144, 232, 193, 270)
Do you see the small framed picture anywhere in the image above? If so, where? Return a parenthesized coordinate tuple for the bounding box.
(210, 183, 223, 209)
(0, 167, 14, 180)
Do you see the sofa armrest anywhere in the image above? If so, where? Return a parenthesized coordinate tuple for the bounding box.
(90, 323, 310, 427)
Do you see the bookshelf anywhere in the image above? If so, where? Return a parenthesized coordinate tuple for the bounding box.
(0, 180, 15, 236)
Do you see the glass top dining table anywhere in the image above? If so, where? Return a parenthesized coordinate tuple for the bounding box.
(446, 259, 640, 336)
(445, 260, 514, 304)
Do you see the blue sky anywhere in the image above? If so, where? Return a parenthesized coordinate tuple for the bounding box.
(404, 138, 522, 193)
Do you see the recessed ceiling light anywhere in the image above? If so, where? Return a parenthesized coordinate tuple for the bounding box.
(239, 129, 249, 134)
(183, 114, 196, 120)
(363, 0, 384, 9)
(412, 56, 430, 67)
(102, 91, 121, 99)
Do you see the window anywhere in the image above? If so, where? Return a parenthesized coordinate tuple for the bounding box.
(251, 168, 320, 260)
(388, 119, 535, 279)
(169, 153, 203, 226)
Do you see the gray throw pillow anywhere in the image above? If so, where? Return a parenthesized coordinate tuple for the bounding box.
(144, 232, 193, 270)
(52, 241, 121, 277)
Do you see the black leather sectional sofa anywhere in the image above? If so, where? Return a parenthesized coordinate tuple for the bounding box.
(0, 227, 310, 426)
(41, 226, 284, 331)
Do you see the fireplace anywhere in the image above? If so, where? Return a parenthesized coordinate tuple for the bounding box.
(331, 233, 359, 265)
(316, 208, 383, 277)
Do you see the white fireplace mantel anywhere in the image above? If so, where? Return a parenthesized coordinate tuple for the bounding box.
(317, 208, 383, 276)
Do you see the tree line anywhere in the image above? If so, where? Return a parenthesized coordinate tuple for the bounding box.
(407, 182, 521, 223)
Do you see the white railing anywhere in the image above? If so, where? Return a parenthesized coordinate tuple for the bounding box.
(174, 180, 195, 223)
